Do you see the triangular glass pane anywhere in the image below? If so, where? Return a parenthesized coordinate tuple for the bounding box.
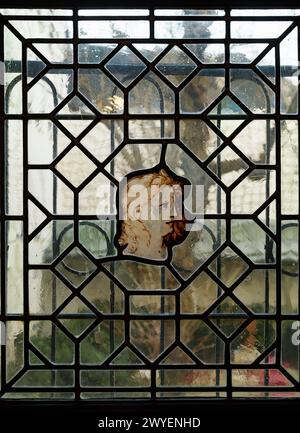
(211, 119, 245, 137)
(59, 297, 93, 315)
(209, 96, 246, 115)
(161, 346, 195, 365)
(208, 146, 249, 187)
(56, 247, 97, 287)
(57, 119, 94, 138)
(57, 95, 95, 116)
(28, 199, 47, 235)
(260, 349, 276, 365)
(257, 199, 276, 234)
(156, 46, 197, 87)
(210, 317, 247, 338)
(110, 347, 144, 365)
(27, 48, 46, 83)
(59, 317, 95, 338)
(208, 247, 249, 287)
(210, 296, 248, 315)
(105, 46, 146, 87)
(230, 43, 269, 64)
(78, 43, 117, 63)
(257, 47, 275, 84)
(29, 350, 44, 365)
(33, 43, 73, 64)
(133, 43, 167, 61)
(185, 43, 225, 64)
(55, 146, 97, 188)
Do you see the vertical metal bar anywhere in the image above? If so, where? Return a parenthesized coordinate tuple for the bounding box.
(297, 22, 300, 383)
(275, 42, 282, 374)
(21, 33, 29, 374)
(51, 100, 59, 388)
(215, 100, 222, 395)
(264, 93, 272, 390)
(224, 7, 232, 399)
(73, 7, 80, 401)
(0, 16, 6, 395)
(109, 116, 116, 392)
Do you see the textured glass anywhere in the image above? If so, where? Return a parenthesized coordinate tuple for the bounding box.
(1, 8, 299, 401)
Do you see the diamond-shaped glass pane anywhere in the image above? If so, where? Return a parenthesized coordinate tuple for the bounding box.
(208, 247, 249, 287)
(133, 43, 167, 61)
(209, 317, 247, 338)
(58, 298, 96, 338)
(209, 297, 248, 338)
(208, 147, 249, 187)
(105, 46, 146, 87)
(209, 95, 246, 116)
(55, 95, 95, 137)
(156, 46, 197, 87)
(57, 95, 95, 116)
(55, 147, 97, 188)
(56, 247, 97, 287)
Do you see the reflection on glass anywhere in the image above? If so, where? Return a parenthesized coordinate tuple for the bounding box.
(129, 119, 174, 139)
(78, 69, 124, 114)
(155, 46, 197, 87)
(231, 21, 292, 38)
(79, 21, 150, 38)
(28, 70, 73, 113)
(230, 320, 276, 364)
(281, 222, 298, 314)
(280, 28, 298, 114)
(155, 10, 225, 16)
(234, 269, 276, 314)
(231, 220, 276, 264)
(281, 120, 298, 214)
(33, 43, 73, 64)
(130, 320, 175, 361)
(4, 27, 22, 114)
(155, 21, 225, 39)
(5, 120, 23, 215)
(80, 320, 124, 364)
(231, 170, 276, 214)
(185, 43, 225, 63)
(10, 21, 73, 38)
(180, 69, 225, 113)
(129, 71, 175, 114)
(233, 120, 276, 164)
(78, 43, 117, 63)
(79, 9, 149, 16)
(29, 220, 74, 264)
(6, 222, 23, 314)
(230, 43, 268, 64)
(181, 320, 225, 364)
(29, 321, 74, 364)
(230, 69, 275, 114)
(111, 143, 162, 181)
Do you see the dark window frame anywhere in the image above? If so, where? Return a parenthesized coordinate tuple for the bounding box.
(0, 0, 300, 424)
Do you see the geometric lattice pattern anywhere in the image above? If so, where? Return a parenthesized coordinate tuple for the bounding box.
(1, 7, 300, 400)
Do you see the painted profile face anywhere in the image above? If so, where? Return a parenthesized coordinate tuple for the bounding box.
(116, 168, 190, 260)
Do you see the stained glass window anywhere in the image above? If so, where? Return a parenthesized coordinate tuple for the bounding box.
(0, 7, 300, 400)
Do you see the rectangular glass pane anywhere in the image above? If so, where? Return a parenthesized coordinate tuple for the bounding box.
(155, 10, 225, 16)
(281, 120, 298, 214)
(6, 222, 23, 314)
(79, 9, 149, 16)
(5, 120, 23, 214)
(155, 21, 225, 39)
(79, 21, 150, 39)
